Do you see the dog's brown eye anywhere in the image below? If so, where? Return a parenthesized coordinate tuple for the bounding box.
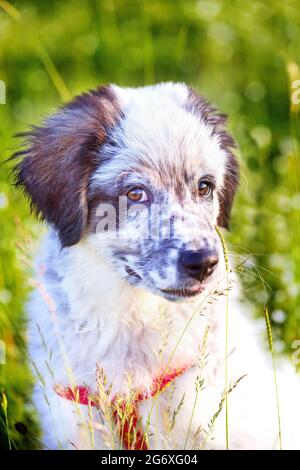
(126, 188, 148, 202)
(198, 181, 212, 197)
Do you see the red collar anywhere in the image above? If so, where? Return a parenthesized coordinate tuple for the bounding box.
(54, 363, 192, 450)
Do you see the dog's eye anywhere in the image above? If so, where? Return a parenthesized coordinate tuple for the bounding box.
(126, 187, 148, 202)
(198, 180, 213, 198)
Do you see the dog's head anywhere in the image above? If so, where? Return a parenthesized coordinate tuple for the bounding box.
(14, 82, 239, 301)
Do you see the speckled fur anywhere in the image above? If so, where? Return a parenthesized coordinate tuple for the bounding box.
(14, 82, 300, 449)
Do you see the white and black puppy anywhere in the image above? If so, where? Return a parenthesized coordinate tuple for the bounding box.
(14, 82, 300, 449)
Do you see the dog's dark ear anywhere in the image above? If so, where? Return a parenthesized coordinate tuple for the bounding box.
(185, 86, 239, 228)
(13, 86, 121, 247)
(217, 150, 239, 228)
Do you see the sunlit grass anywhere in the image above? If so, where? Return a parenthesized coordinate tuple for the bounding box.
(183, 325, 209, 449)
(215, 226, 230, 449)
(264, 307, 282, 450)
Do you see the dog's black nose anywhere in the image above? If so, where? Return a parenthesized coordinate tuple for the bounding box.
(179, 249, 219, 281)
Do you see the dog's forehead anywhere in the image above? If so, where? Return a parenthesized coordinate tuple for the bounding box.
(91, 83, 229, 196)
(109, 83, 226, 180)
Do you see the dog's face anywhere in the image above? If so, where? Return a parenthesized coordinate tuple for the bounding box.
(14, 83, 239, 301)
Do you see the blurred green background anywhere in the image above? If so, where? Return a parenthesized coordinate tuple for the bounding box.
(0, 0, 299, 449)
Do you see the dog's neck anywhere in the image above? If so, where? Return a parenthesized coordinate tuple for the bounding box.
(41, 231, 224, 390)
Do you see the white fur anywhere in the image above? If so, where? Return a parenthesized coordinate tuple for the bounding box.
(29, 231, 300, 450)
(27, 83, 300, 450)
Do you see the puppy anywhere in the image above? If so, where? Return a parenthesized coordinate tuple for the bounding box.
(14, 82, 300, 449)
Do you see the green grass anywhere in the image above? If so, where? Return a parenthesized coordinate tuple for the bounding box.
(0, 0, 299, 449)
(215, 225, 230, 449)
(264, 307, 282, 449)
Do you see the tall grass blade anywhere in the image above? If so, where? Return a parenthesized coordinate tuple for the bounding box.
(264, 307, 282, 450)
(215, 225, 229, 450)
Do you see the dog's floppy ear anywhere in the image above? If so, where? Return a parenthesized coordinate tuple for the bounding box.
(217, 149, 239, 228)
(185, 86, 239, 228)
(13, 86, 121, 247)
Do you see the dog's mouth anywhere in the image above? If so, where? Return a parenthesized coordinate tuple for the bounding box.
(160, 285, 204, 298)
(126, 265, 205, 298)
